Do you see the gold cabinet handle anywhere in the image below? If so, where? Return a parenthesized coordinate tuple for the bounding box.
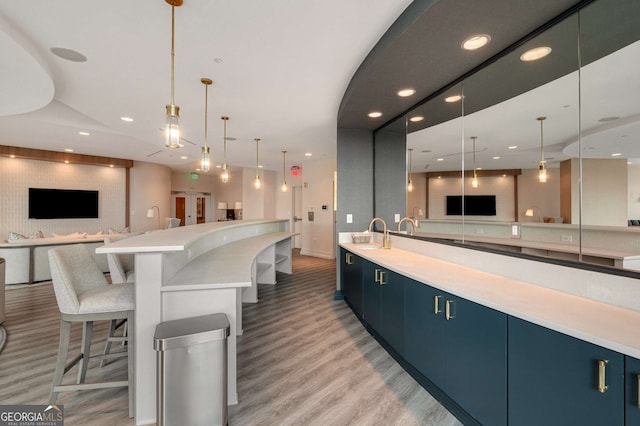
(445, 300, 455, 321)
(434, 295, 442, 314)
(637, 374, 640, 407)
(379, 271, 387, 285)
(346, 253, 353, 265)
(597, 359, 608, 393)
(374, 268, 380, 283)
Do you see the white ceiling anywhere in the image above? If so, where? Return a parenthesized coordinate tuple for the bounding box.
(407, 40, 640, 173)
(0, 0, 412, 173)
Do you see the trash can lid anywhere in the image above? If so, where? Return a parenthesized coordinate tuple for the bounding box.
(154, 313, 230, 351)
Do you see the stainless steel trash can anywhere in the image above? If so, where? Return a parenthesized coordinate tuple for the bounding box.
(154, 313, 230, 426)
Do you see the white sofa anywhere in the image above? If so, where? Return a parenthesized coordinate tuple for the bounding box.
(0, 235, 114, 285)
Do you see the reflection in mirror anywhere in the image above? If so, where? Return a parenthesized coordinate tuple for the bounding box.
(407, 84, 464, 241)
(395, 0, 640, 273)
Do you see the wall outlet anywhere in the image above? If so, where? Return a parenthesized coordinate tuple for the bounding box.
(561, 235, 572, 242)
(394, 214, 400, 223)
(475, 227, 484, 235)
(346, 214, 353, 224)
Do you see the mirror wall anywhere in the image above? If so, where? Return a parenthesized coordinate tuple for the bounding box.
(378, 0, 640, 272)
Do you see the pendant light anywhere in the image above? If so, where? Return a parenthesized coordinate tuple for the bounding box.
(200, 78, 212, 172)
(471, 136, 479, 188)
(537, 116, 547, 183)
(164, 0, 183, 149)
(281, 150, 288, 192)
(407, 148, 414, 192)
(254, 138, 262, 189)
(220, 116, 230, 183)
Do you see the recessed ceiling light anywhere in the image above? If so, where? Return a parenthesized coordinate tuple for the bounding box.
(50, 47, 87, 62)
(462, 34, 491, 50)
(258, 165, 263, 168)
(195, 168, 201, 171)
(180, 156, 188, 160)
(120, 116, 134, 122)
(520, 46, 552, 62)
(216, 165, 222, 169)
(78, 131, 90, 136)
(611, 153, 622, 157)
(64, 148, 74, 152)
(409, 116, 424, 122)
(225, 137, 236, 141)
(477, 167, 483, 170)
(368, 111, 383, 118)
(213, 58, 224, 64)
(493, 156, 500, 160)
(444, 95, 462, 103)
(305, 153, 312, 157)
(437, 176, 442, 179)
(508, 145, 518, 150)
(437, 158, 444, 162)
(397, 88, 416, 97)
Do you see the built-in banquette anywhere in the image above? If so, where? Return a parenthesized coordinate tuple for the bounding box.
(340, 232, 640, 426)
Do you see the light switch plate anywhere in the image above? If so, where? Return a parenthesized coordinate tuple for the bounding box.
(394, 214, 400, 223)
(346, 214, 353, 224)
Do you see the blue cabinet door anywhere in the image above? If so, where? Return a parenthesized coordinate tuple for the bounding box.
(341, 249, 363, 317)
(509, 316, 624, 426)
(377, 268, 404, 354)
(362, 259, 380, 331)
(403, 278, 447, 390)
(443, 295, 507, 426)
(626, 356, 640, 426)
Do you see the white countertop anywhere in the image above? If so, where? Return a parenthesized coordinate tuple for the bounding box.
(96, 219, 287, 254)
(341, 242, 640, 359)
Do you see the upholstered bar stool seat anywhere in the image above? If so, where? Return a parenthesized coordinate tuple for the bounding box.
(48, 244, 135, 417)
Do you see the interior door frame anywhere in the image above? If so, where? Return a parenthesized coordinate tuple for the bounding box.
(171, 192, 212, 225)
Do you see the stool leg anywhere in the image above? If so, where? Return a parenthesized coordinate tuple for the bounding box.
(101, 320, 118, 367)
(127, 311, 135, 419)
(77, 321, 93, 384)
(49, 319, 71, 404)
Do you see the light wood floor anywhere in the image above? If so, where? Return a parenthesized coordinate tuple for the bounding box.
(0, 251, 461, 426)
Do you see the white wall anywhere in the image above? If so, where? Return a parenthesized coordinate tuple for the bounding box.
(171, 170, 216, 193)
(0, 157, 126, 239)
(241, 168, 276, 220)
(629, 164, 640, 220)
(129, 161, 171, 232)
(518, 168, 561, 222)
(214, 169, 243, 217)
(582, 158, 628, 226)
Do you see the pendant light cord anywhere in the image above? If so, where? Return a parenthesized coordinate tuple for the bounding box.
(170, 5, 175, 105)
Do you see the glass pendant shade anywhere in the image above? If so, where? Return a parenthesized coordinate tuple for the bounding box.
(407, 179, 414, 192)
(472, 176, 479, 188)
(165, 106, 180, 148)
(201, 146, 210, 172)
(537, 116, 547, 183)
(254, 137, 261, 189)
(221, 163, 229, 183)
(255, 175, 261, 189)
(281, 150, 288, 192)
(471, 136, 478, 188)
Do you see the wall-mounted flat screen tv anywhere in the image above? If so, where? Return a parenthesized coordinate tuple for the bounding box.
(446, 195, 496, 216)
(29, 188, 99, 219)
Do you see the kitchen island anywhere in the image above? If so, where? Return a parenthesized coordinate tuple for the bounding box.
(97, 219, 292, 425)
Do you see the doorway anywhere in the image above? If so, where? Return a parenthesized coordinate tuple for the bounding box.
(171, 192, 212, 226)
(293, 186, 302, 249)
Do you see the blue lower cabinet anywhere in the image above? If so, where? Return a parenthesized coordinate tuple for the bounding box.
(362, 259, 380, 331)
(404, 278, 507, 426)
(377, 268, 404, 354)
(509, 316, 624, 426)
(626, 356, 640, 425)
(341, 249, 363, 317)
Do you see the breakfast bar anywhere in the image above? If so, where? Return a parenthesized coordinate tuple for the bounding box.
(97, 219, 292, 425)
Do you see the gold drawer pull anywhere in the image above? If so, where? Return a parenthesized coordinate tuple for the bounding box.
(434, 295, 442, 314)
(374, 268, 380, 283)
(445, 300, 455, 321)
(379, 271, 387, 285)
(345, 253, 353, 265)
(597, 359, 608, 393)
(637, 374, 640, 407)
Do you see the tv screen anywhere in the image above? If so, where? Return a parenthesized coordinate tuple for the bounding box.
(446, 195, 496, 216)
(29, 188, 99, 219)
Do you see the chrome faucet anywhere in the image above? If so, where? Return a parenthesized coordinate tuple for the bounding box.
(397, 217, 418, 235)
(368, 217, 391, 249)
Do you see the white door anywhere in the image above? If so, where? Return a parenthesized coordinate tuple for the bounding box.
(293, 186, 302, 248)
(171, 192, 212, 226)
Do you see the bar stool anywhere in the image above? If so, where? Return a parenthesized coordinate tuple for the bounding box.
(48, 244, 135, 417)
